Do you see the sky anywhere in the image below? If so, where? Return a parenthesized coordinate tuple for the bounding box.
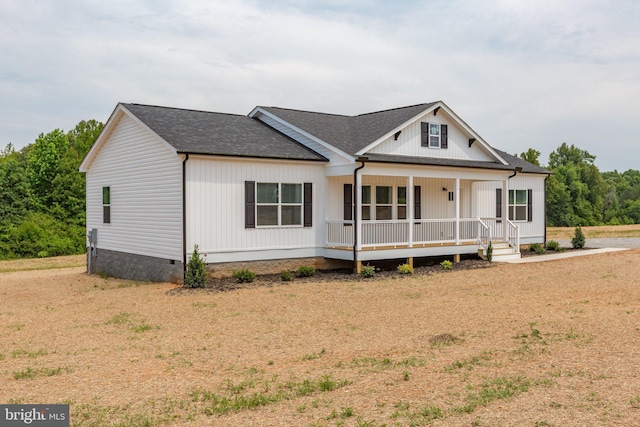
(1, 0, 639, 171)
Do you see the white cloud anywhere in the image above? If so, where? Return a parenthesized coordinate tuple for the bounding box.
(0, 0, 638, 170)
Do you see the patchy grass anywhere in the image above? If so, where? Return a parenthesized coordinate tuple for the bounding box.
(547, 224, 640, 240)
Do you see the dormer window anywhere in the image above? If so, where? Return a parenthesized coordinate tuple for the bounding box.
(429, 124, 441, 148)
(421, 122, 448, 149)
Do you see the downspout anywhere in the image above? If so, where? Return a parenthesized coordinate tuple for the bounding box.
(182, 153, 189, 276)
(352, 157, 367, 270)
(508, 166, 522, 180)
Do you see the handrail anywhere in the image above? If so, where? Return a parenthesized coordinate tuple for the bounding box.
(476, 217, 491, 251)
(506, 219, 520, 253)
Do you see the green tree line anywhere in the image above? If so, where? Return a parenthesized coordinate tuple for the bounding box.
(519, 143, 640, 227)
(0, 120, 103, 259)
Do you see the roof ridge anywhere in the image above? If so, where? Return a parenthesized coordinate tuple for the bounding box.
(355, 102, 438, 118)
(260, 106, 351, 118)
(124, 103, 246, 118)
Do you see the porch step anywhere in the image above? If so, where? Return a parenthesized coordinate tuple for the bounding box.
(478, 242, 521, 262)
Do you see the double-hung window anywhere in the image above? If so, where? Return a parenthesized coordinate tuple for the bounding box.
(256, 183, 302, 226)
(509, 189, 528, 221)
(397, 187, 407, 220)
(361, 186, 371, 220)
(375, 186, 393, 220)
(429, 123, 441, 148)
(102, 186, 111, 224)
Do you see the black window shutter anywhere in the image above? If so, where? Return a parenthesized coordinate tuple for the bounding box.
(343, 184, 353, 221)
(496, 188, 502, 218)
(441, 124, 448, 149)
(304, 182, 313, 227)
(245, 181, 255, 228)
(421, 122, 429, 147)
(414, 186, 421, 219)
(527, 189, 533, 222)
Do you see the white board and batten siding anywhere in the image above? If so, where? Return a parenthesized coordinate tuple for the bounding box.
(85, 114, 183, 261)
(472, 174, 546, 243)
(185, 156, 326, 263)
(368, 114, 496, 162)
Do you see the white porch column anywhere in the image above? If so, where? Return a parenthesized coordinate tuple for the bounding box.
(356, 179, 362, 251)
(455, 178, 460, 245)
(502, 178, 509, 240)
(407, 176, 414, 247)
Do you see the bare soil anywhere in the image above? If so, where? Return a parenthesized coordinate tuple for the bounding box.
(2, 250, 640, 426)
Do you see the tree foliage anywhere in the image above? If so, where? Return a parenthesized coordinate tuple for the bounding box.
(0, 120, 103, 259)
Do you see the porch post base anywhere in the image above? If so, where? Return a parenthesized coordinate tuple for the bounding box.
(453, 254, 461, 263)
(407, 257, 414, 268)
(355, 260, 362, 274)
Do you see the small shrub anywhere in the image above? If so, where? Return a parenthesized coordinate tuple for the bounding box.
(297, 265, 316, 277)
(185, 244, 207, 288)
(486, 241, 493, 262)
(280, 270, 294, 282)
(359, 264, 376, 278)
(528, 243, 542, 252)
(440, 260, 452, 270)
(397, 263, 414, 275)
(571, 226, 585, 249)
(232, 268, 256, 283)
(545, 240, 560, 251)
(534, 245, 547, 255)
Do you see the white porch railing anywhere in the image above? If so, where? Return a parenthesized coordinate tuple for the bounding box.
(326, 218, 515, 249)
(507, 219, 520, 252)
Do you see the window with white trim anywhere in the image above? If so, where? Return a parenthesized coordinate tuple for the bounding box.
(256, 182, 302, 226)
(375, 186, 393, 220)
(509, 189, 528, 221)
(362, 185, 371, 220)
(429, 123, 441, 148)
(102, 186, 111, 224)
(397, 187, 407, 220)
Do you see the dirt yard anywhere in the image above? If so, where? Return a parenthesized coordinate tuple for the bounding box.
(1, 250, 640, 426)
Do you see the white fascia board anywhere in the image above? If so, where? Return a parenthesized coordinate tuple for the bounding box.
(355, 101, 509, 166)
(249, 107, 354, 163)
(79, 103, 178, 172)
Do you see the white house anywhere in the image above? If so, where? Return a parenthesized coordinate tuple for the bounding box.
(79, 101, 550, 282)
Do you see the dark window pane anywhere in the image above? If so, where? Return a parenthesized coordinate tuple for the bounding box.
(397, 206, 407, 220)
(376, 186, 391, 204)
(509, 206, 515, 221)
(397, 187, 407, 205)
(257, 206, 278, 226)
(429, 123, 439, 135)
(516, 190, 527, 204)
(509, 190, 514, 205)
(362, 206, 371, 220)
(281, 205, 301, 225)
(257, 183, 278, 203)
(429, 136, 439, 147)
(102, 187, 110, 205)
(103, 206, 111, 224)
(516, 206, 527, 221)
(281, 183, 302, 203)
(376, 206, 392, 220)
(362, 186, 371, 204)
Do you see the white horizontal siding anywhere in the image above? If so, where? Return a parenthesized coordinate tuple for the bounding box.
(367, 113, 496, 162)
(185, 156, 326, 262)
(473, 174, 546, 241)
(86, 114, 183, 260)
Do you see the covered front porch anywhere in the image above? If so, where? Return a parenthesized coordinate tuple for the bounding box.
(322, 163, 521, 264)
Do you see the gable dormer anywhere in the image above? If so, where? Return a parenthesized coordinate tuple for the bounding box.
(360, 103, 507, 165)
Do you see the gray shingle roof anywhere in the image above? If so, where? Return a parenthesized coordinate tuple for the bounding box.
(260, 103, 550, 174)
(260, 103, 438, 154)
(121, 103, 327, 161)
